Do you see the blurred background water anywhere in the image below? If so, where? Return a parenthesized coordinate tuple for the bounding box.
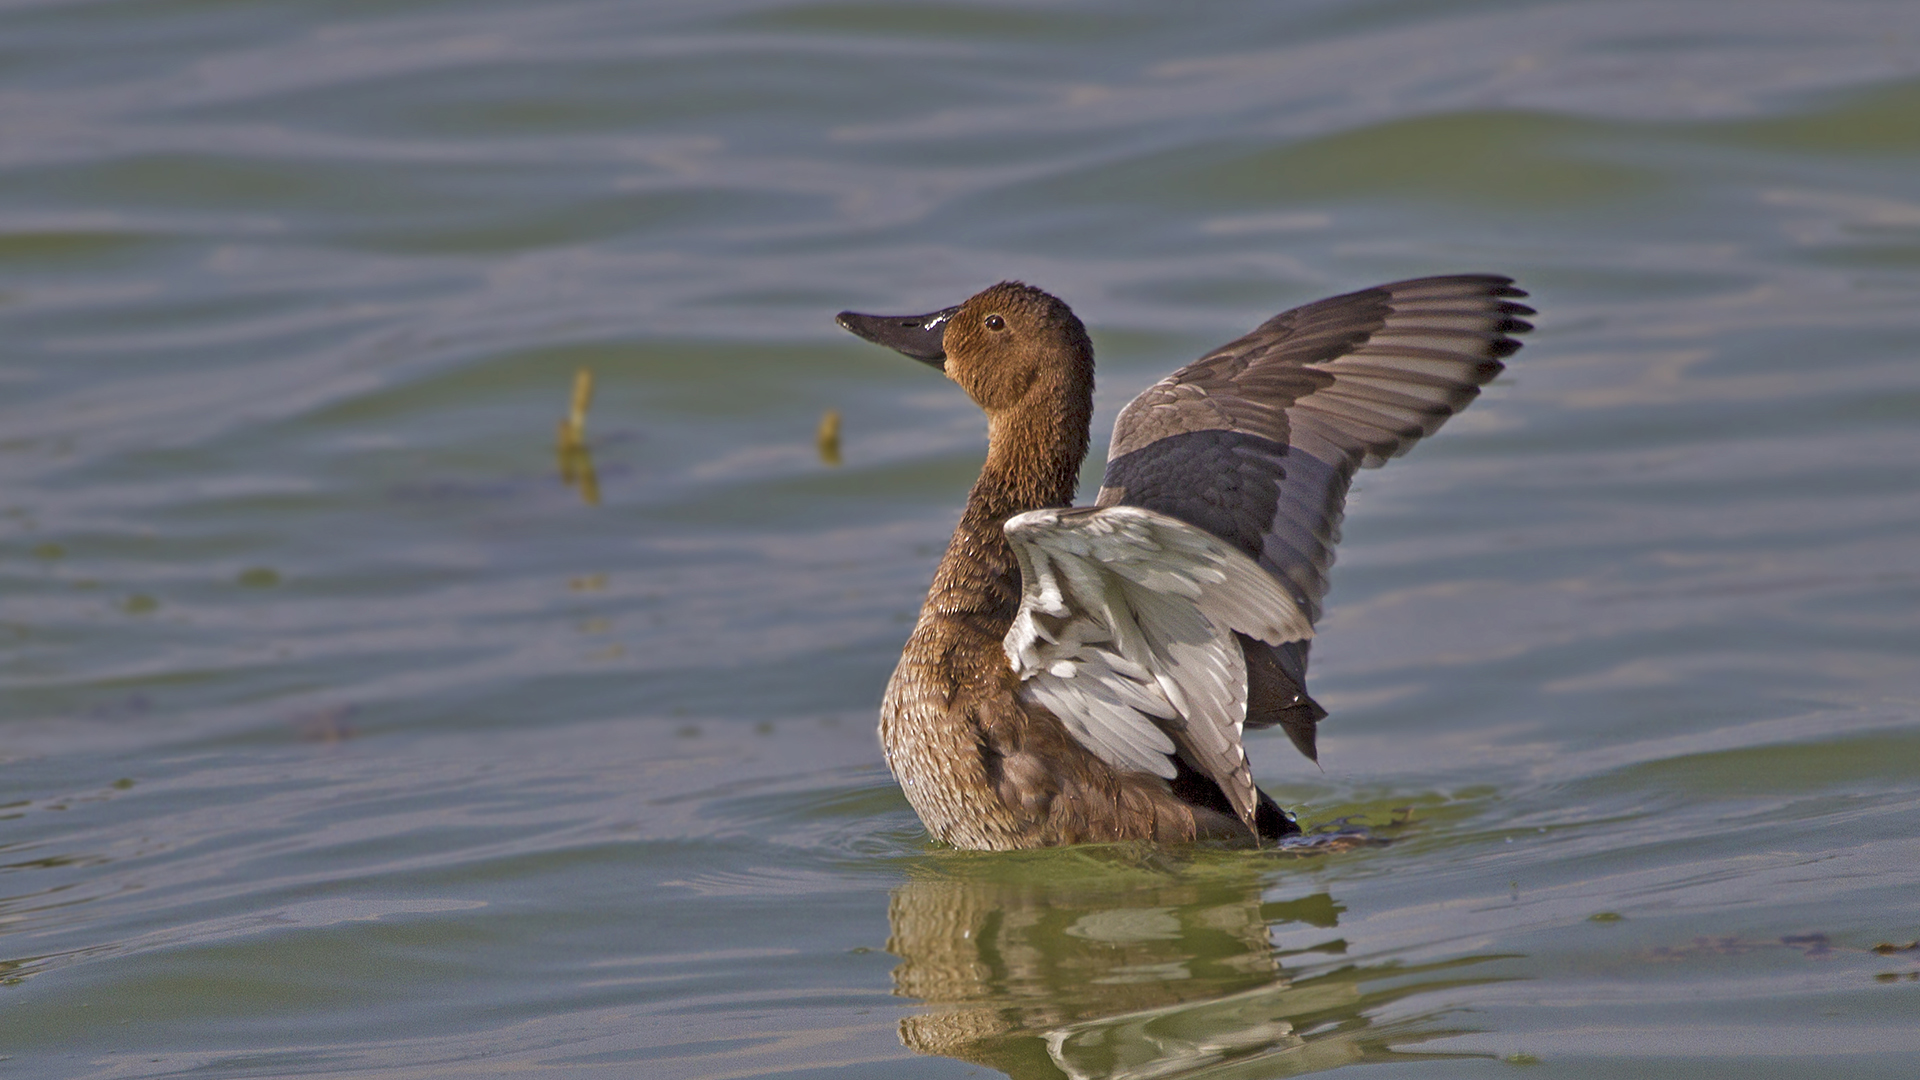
(3, 0, 1919, 1076)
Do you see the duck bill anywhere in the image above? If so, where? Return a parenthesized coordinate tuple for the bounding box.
(835, 305, 959, 369)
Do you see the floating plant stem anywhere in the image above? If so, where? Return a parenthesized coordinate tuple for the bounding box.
(557, 367, 600, 505)
(817, 408, 842, 466)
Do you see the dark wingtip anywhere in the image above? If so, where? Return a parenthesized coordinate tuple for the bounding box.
(1278, 694, 1325, 763)
(1254, 789, 1301, 842)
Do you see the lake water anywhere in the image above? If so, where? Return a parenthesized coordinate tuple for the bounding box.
(4, 1, 1919, 1076)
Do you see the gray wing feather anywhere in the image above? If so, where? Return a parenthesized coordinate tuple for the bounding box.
(1097, 273, 1529, 638)
(1002, 505, 1312, 824)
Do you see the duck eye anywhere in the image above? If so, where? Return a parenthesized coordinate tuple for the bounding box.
(984, 314, 1006, 332)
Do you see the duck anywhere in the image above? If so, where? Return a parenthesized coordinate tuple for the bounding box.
(837, 275, 1531, 850)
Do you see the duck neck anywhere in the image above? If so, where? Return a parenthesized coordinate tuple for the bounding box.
(975, 404, 1089, 521)
(926, 384, 1092, 625)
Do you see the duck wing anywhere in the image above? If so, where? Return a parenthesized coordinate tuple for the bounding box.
(1089, 273, 1530, 767)
(1002, 504, 1313, 830)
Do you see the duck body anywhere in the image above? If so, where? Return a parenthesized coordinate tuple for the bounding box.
(838, 276, 1530, 850)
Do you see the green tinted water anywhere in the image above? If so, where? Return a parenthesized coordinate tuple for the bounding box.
(3, 1, 1918, 1076)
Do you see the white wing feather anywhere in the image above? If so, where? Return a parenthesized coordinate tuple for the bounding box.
(1002, 505, 1312, 821)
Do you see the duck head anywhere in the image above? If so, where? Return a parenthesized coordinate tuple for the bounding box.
(838, 281, 1094, 415)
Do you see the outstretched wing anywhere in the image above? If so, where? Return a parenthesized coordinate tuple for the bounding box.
(1002, 504, 1312, 829)
(1096, 274, 1531, 752)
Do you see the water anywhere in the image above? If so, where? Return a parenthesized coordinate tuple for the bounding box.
(4, 0, 1919, 1076)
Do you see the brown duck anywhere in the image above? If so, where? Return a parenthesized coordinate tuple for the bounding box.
(837, 275, 1530, 850)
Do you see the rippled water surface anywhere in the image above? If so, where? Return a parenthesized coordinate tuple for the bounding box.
(5, 1, 1919, 1076)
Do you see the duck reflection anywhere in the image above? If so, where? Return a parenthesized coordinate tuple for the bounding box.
(886, 848, 1504, 1079)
